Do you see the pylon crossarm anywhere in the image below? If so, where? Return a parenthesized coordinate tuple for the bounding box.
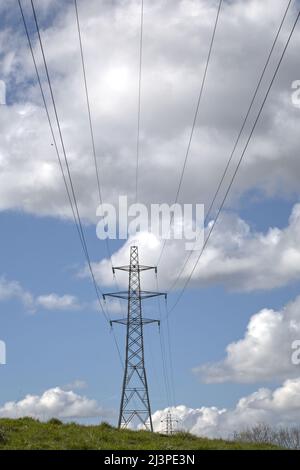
(111, 318, 160, 326)
(113, 265, 157, 273)
(110, 319, 129, 326)
(104, 291, 166, 300)
(142, 318, 160, 326)
(139, 291, 167, 299)
(103, 292, 130, 300)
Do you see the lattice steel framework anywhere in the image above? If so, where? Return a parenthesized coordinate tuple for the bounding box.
(103, 246, 166, 431)
(161, 410, 178, 435)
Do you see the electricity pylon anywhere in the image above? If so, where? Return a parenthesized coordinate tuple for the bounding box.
(161, 409, 178, 435)
(103, 245, 166, 431)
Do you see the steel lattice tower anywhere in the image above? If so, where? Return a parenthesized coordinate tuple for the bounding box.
(103, 246, 166, 431)
(161, 410, 178, 435)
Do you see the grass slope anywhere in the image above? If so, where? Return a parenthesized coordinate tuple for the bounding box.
(0, 418, 279, 450)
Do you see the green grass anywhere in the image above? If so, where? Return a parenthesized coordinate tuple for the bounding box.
(0, 418, 279, 450)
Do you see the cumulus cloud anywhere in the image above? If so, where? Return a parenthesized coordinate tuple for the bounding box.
(62, 380, 87, 391)
(2, 380, 300, 437)
(0, 0, 299, 223)
(195, 295, 300, 384)
(0, 387, 108, 420)
(0, 277, 34, 310)
(0, 340, 6, 365)
(36, 293, 80, 311)
(189, 203, 300, 292)
(0, 276, 81, 313)
(81, 232, 161, 289)
(84, 203, 300, 293)
(152, 378, 300, 438)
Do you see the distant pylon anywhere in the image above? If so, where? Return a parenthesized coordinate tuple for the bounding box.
(103, 245, 166, 431)
(161, 409, 178, 435)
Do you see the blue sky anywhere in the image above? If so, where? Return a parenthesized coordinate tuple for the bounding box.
(1, 200, 300, 417)
(1, 0, 300, 436)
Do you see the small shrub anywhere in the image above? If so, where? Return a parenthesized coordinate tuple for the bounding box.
(99, 421, 113, 430)
(0, 427, 7, 444)
(47, 418, 63, 426)
(233, 423, 300, 450)
(17, 417, 39, 423)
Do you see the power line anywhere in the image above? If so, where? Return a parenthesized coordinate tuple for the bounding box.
(29, 2, 87, 258)
(135, 0, 144, 204)
(18, 0, 85, 253)
(205, 0, 293, 231)
(73, 0, 126, 318)
(24, 0, 124, 372)
(30, 0, 109, 319)
(159, 319, 172, 408)
(156, 276, 172, 408)
(168, 0, 293, 293)
(156, 275, 176, 407)
(156, 0, 223, 267)
(73, 0, 104, 209)
(165, 299, 176, 406)
(21, 0, 124, 368)
(167, 10, 300, 316)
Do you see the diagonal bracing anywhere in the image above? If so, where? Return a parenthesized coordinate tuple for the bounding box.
(103, 246, 166, 431)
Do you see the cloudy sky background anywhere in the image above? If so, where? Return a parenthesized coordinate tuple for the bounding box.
(1, 0, 300, 437)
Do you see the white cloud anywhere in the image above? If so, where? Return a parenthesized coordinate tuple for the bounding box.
(85, 203, 300, 293)
(152, 378, 300, 438)
(2, 379, 300, 438)
(0, 386, 108, 420)
(195, 295, 300, 384)
(0, 340, 6, 365)
(0, 276, 81, 313)
(36, 293, 80, 311)
(62, 380, 87, 391)
(81, 232, 160, 289)
(0, 277, 34, 311)
(0, 0, 299, 223)
(189, 203, 300, 292)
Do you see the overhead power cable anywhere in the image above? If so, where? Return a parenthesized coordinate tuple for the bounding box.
(22, 0, 124, 371)
(157, 0, 223, 412)
(73, 0, 104, 209)
(18, 0, 85, 254)
(155, 275, 173, 408)
(30, 0, 108, 318)
(168, 0, 293, 293)
(21, 0, 124, 367)
(167, 9, 300, 316)
(156, 0, 223, 267)
(165, 305, 176, 406)
(74, 0, 126, 318)
(135, 0, 144, 204)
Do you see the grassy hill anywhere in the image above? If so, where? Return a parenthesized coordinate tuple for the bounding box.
(0, 418, 280, 450)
